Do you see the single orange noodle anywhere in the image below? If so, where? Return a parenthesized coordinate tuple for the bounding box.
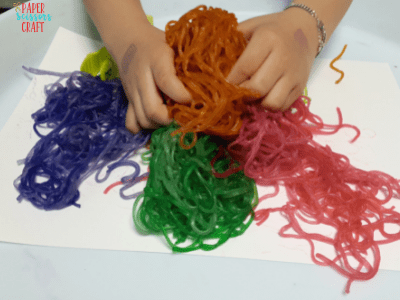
(165, 5, 259, 148)
(330, 44, 347, 84)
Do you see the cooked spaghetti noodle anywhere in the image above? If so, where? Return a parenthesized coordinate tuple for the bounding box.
(330, 44, 347, 84)
(133, 122, 257, 252)
(165, 6, 258, 146)
(228, 99, 400, 293)
(15, 68, 150, 210)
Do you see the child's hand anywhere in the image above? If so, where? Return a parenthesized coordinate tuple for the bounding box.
(117, 26, 191, 133)
(226, 10, 319, 111)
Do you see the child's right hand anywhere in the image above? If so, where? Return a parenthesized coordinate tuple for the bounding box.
(116, 26, 191, 134)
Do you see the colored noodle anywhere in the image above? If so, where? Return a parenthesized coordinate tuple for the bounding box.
(330, 44, 347, 84)
(228, 100, 400, 293)
(165, 5, 258, 146)
(133, 122, 257, 252)
(15, 68, 150, 210)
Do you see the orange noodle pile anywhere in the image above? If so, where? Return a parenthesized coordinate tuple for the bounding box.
(165, 5, 258, 148)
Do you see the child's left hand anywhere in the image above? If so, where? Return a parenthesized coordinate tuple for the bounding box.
(226, 10, 319, 111)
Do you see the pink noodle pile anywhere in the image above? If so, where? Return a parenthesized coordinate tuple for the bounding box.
(228, 96, 400, 293)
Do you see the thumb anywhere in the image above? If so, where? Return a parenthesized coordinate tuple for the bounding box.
(153, 51, 192, 103)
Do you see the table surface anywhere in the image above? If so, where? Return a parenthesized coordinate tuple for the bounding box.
(1, 1, 400, 299)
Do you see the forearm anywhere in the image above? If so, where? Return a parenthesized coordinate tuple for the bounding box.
(83, 0, 151, 62)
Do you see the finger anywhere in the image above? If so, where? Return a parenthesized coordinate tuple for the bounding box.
(125, 102, 141, 134)
(261, 76, 295, 111)
(153, 48, 192, 103)
(282, 85, 302, 111)
(239, 50, 284, 98)
(137, 68, 173, 126)
(236, 15, 270, 39)
(237, 19, 256, 40)
(226, 38, 272, 85)
(123, 73, 158, 129)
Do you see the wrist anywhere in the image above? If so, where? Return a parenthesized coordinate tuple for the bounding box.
(281, 7, 321, 57)
(104, 19, 153, 65)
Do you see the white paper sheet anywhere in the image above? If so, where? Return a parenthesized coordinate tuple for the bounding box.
(1, 27, 400, 271)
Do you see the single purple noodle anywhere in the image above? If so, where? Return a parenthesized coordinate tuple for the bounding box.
(120, 172, 150, 200)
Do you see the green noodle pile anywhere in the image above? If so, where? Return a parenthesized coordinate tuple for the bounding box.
(133, 123, 258, 252)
